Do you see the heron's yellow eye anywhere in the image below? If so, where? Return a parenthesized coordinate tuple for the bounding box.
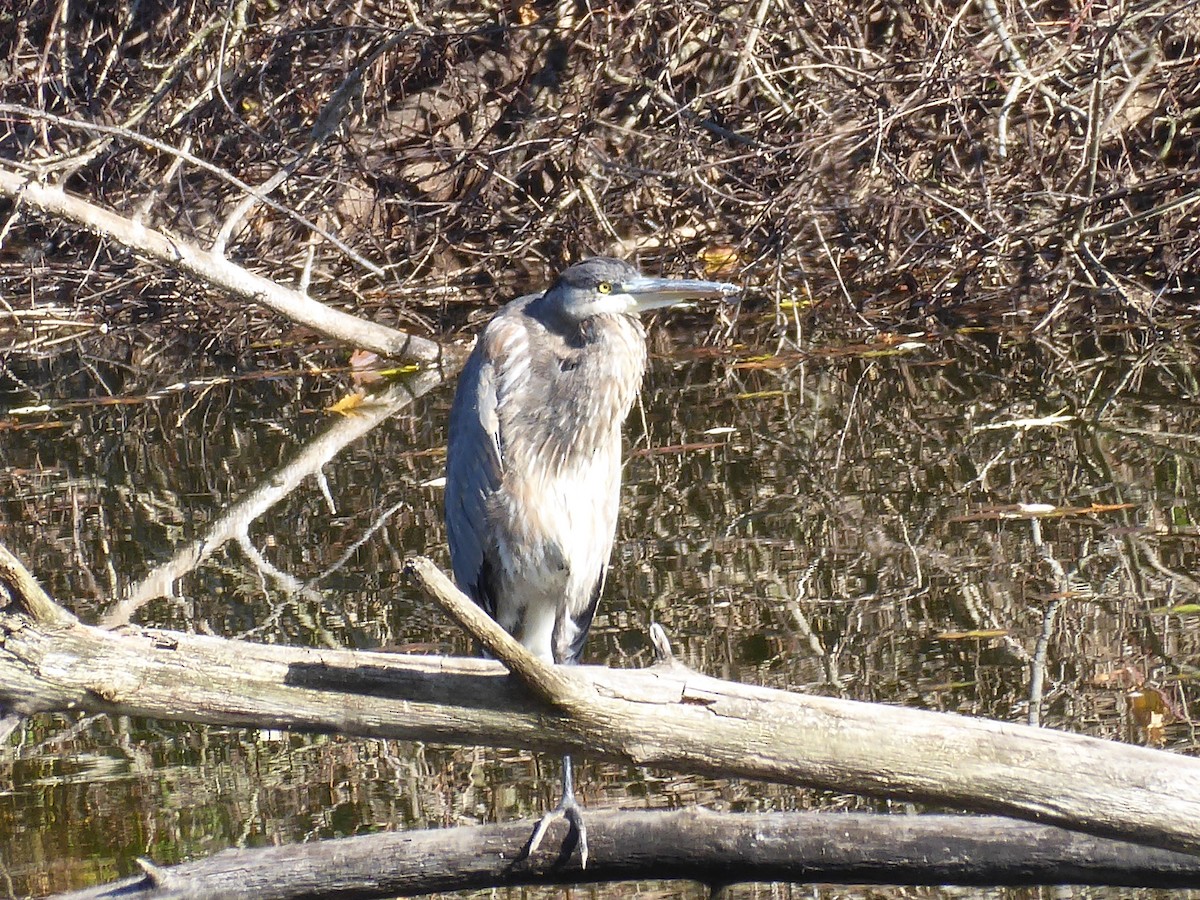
(597, 282, 612, 294)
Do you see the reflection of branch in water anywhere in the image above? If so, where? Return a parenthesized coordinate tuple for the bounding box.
(103, 371, 446, 627)
(233, 535, 342, 649)
(235, 496, 412, 648)
(1028, 518, 1068, 729)
(305, 498, 409, 591)
(784, 593, 842, 690)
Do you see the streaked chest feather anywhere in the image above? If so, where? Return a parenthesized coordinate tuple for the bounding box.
(492, 443, 621, 568)
(488, 315, 643, 599)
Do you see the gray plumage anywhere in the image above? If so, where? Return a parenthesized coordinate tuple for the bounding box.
(445, 256, 736, 666)
(443, 256, 736, 867)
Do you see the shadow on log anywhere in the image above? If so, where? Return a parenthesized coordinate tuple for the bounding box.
(50, 810, 1200, 899)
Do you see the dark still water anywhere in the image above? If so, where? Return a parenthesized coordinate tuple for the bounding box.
(2, 322, 1199, 897)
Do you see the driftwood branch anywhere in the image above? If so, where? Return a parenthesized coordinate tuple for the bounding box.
(49, 810, 1200, 900)
(404, 556, 590, 708)
(409, 551, 1200, 858)
(0, 544, 77, 629)
(4, 548, 1200, 862)
(0, 164, 446, 363)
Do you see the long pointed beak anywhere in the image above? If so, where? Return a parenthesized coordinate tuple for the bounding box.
(621, 275, 740, 313)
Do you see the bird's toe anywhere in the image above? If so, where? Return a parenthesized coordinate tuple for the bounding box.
(524, 793, 588, 868)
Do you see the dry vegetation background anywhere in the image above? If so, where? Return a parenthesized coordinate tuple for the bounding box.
(1, 0, 1198, 361)
(4, 3, 1200, 895)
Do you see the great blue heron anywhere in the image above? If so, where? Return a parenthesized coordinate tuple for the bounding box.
(444, 256, 738, 866)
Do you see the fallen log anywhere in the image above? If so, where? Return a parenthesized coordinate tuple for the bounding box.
(49, 810, 1200, 900)
(3, 545, 1200, 864)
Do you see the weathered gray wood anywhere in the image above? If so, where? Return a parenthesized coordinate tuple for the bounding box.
(48, 810, 1200, 900)
(0, 164, 449, 364)
(405, 556, 1200, 858)
(4, 546, 1200, 861)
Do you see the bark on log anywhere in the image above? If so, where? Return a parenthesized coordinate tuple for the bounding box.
(48, 810, 1200, 900)
(3, 546, 1200, 862)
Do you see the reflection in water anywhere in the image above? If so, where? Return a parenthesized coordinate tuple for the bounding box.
(2, 329, 1199, 896)
(103, 372, 445, 628)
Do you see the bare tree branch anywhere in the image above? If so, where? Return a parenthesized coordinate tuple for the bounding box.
(0, 165, 447, 363)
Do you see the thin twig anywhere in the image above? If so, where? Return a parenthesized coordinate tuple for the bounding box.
(0, 103, 384, 277)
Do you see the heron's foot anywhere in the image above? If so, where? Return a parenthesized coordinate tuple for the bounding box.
(526, 793, 588, 868)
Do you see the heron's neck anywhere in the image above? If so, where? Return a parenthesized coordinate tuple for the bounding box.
(572, 312, 647, 415)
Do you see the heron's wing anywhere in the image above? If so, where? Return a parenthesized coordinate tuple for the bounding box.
(444, 312, 531, 617)
(445, 336, 501, 616)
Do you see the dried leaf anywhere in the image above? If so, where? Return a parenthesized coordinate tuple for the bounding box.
(516, 0, 539, 24)
(326, 392, 367, 415)
(1092, 666, 1146, 688)
(699, 245, 740, 276)
(349, 349, 384, 385)
(1128, 687, 1177, 744)
(349, 349, 380, 369)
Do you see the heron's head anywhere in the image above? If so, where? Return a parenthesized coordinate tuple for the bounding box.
(537, 257, 738, 325)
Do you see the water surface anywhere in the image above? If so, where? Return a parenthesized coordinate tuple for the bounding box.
(2, 319, 1198, 897)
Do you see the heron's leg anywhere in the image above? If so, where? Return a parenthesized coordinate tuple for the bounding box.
(526, 753, 589, 868)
